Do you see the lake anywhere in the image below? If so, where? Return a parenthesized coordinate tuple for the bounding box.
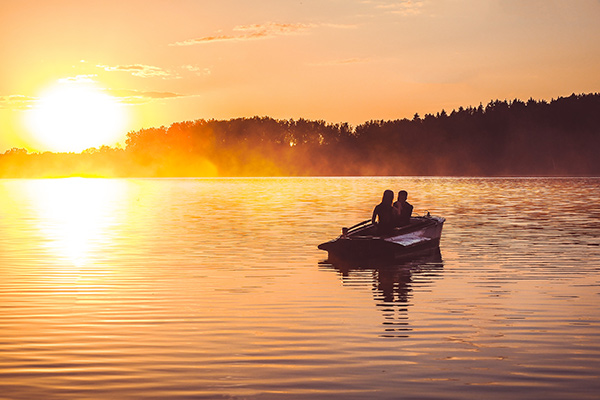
(0, 177, 599, 399)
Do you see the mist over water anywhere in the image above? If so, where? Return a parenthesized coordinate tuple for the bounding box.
(1, 177, 599, 399)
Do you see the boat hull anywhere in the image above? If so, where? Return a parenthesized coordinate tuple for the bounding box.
(318, 216, 445, 261)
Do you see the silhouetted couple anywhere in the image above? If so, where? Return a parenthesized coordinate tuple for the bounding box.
(371, 190, 413, 235)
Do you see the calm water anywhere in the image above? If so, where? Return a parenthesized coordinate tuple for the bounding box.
(1, 177, 599, 400)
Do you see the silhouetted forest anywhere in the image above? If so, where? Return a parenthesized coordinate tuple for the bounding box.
(2, 93, 599, 177)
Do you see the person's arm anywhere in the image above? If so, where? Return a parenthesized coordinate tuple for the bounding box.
(372, 206, 378, 225)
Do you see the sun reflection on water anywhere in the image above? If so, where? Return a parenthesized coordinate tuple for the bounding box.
(0, 177, 598, 400)
(25, 178, 124, 268)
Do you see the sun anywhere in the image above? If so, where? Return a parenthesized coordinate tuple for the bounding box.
(26, 81, 128, 153)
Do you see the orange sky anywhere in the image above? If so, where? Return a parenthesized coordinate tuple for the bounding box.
(1, 0, 599, 152)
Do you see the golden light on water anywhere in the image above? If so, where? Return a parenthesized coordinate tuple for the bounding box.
(24, 81, 128, 153)
(26, 178, 123, 267)
(0, 178, 599, 399)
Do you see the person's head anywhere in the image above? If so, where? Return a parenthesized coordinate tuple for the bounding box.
(398, 190, 408, 202)
(382, 190, 394, 204)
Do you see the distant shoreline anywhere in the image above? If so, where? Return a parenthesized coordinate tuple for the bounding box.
(3, 93, 599, 178)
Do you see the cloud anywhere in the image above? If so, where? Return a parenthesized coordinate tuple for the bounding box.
(170, 22, 316, 46)
(182, 65, 212, 76)
(374, 0, 425, 16)
(1, 82, 184, 111)
(308, 57, 371, 67)
(105, 89, 184, 105)
(98, 64, 176, 78)
(0, 95, 37, 110)
(321, 23, 360, 30)
(58, 74, 98, 83)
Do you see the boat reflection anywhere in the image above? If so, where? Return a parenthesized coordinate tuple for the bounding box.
(320, 248, 444, 338)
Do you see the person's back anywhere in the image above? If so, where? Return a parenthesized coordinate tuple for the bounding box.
(372, 190, 395, 235)
(393, 190, 413, 227)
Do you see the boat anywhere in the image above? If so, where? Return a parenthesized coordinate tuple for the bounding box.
(318, 212, 445, 261)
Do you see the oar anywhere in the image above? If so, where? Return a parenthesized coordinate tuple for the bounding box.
(343, 219, 372, 236)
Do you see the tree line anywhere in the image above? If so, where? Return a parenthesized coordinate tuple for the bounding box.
(2, 92, 599, 177)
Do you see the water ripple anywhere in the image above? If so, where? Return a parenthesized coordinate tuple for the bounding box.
(0, 177, 599, 399)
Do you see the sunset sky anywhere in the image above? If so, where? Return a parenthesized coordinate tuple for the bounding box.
(1, 0, 599, 153)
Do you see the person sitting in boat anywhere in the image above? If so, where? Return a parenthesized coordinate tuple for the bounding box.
(393, 190, 413, 227)
(372, 189, 395, 235)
